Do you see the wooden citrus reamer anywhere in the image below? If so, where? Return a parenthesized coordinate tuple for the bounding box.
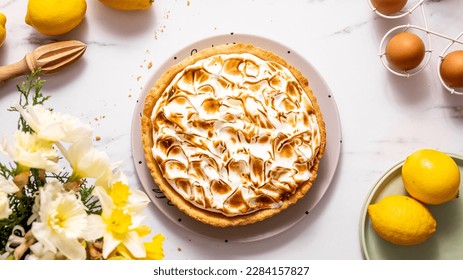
(0, 40, 86, 83)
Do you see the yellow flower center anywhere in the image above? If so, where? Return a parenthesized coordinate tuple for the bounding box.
(108, 208, 132, 238)
(109, 182, 130, 207)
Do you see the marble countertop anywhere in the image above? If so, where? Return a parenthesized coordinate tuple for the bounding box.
(1, 0, 462, 260)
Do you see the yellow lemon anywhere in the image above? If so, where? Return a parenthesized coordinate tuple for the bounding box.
(99, 0, 153, 10)
(402, 149, 460, 205)
(0, 13, 6, 47)
(25, 0, 87, 36)
(368, 195, 436, 246)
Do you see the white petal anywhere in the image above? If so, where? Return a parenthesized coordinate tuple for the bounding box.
(0, 192, 12, 219)
(93, 186, 114, 217)
(130, 214, 146, 228)
(82, 215, 106, 241)
(53, 235, 86, 260)
(66, 138, 112, 179)
(127, 190, 150, 214)
(122, 231, 146, 258)
(39, 123, 67, 142)
(17, 104, 93, 143)
(0, 176, 19, 194)
(129, 189, 150, 204)
(110, 171, 128, 185)
(13, 104, 40, 132)
(102, 232, 120, 259)
(31, 223, 57, 253)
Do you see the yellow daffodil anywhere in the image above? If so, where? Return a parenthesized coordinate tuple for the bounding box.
(107, 234, 165, 260)
(109, 180, 150, 215)
(13, 104, 92, 143)
(31, 180, 102, 260)
(92, 186, 150, 259)
(0, 131, 59, 172)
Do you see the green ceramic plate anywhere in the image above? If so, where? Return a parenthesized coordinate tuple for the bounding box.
(360, 153, 463, 260)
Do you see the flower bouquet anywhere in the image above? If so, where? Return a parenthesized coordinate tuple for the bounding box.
(0, 71, 164, 260)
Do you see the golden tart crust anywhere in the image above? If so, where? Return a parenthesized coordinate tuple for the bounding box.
(141, 43, 326, 227)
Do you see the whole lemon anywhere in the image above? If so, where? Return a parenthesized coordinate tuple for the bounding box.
(99, 0, 153, 10)
(368, 195, 436, 246)
(402, 149, 460, 205)
(25, 0, 87, 36)
(0, 13, 6, 47)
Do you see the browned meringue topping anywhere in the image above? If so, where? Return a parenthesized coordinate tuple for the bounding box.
(150, 52, 322, 216)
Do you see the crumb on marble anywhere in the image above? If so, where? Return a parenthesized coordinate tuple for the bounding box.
(95, 136, 102, 141)
(147, 61, 153, 69)
(94, 115, 106, 122)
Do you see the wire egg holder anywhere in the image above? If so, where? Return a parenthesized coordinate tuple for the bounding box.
(369, 0, 463, 95)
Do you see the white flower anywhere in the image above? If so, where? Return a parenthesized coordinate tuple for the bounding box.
(0, 192, 12, 220)
(60, 137, 114, 181)
(0, 131, 59, 172)
(13, 104, 92, 143)
(0, 175, 19, 194)
(30, 180, 102, 260)
(0, 175, 20, 220)
(91, 186, 150, 259)
(25, 242, 66, 260)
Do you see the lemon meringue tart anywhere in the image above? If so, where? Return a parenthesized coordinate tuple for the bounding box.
(141, 43, 326, 227)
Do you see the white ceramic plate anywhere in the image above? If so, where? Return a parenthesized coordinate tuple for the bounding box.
(360, 153, 463, 259)
(131, 34, 342, 242)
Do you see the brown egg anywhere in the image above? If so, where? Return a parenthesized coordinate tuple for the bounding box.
(386, 32, 425, 71)
(440, 50, 463, 88)
(371, 0, 407, 15)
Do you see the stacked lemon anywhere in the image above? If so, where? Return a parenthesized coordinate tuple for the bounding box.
(368, 149, 460, 245)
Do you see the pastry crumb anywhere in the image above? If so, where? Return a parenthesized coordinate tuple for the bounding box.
(95, 136, 102, 141)
(147, 61, 153, 69)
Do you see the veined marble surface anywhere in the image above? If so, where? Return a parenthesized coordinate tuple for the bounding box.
(1, 0, 463, 259)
